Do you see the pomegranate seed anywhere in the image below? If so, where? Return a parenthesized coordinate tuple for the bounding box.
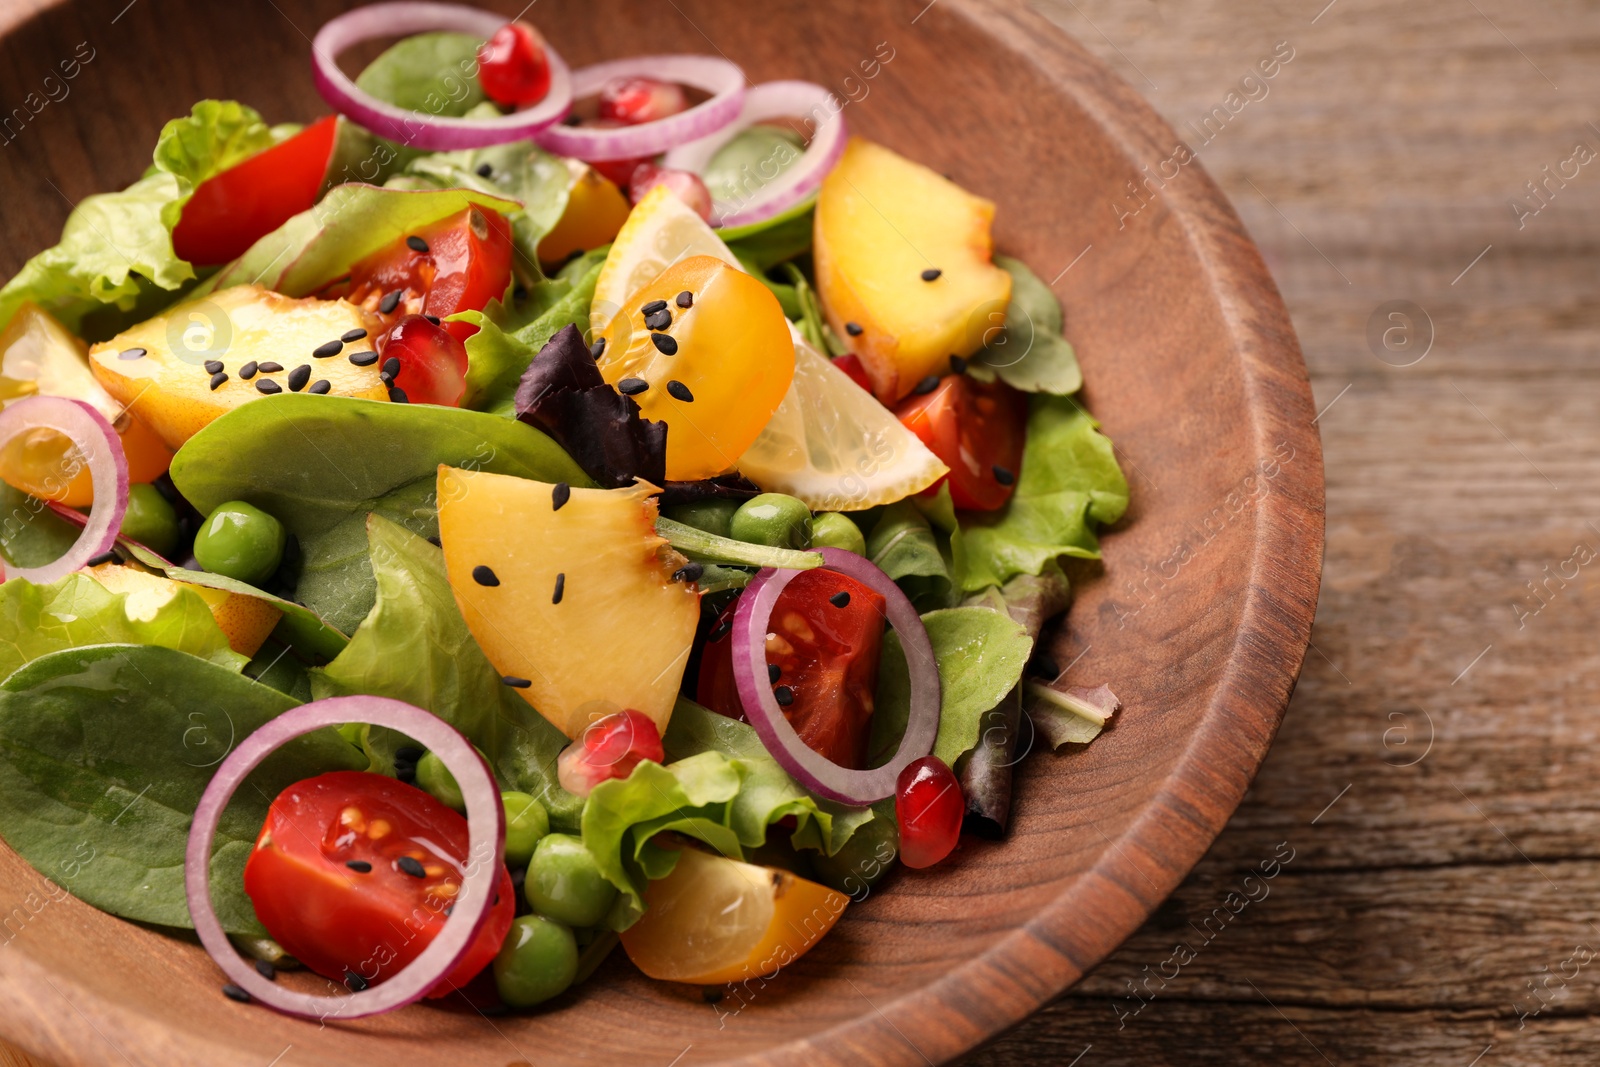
(894, 756, 963, 868)
(556, 710, 664, 797)
(629, 165, 713, 220)
(380, 315, 468, 407)
(477, 22, 552, 107)
(597, 76, 687, 126)
(831, 353, 874, 393)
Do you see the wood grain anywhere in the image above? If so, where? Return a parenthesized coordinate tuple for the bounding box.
(0, 0, 1322, 1064)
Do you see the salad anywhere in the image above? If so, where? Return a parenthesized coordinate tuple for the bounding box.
(0, 1, 1129, 1019)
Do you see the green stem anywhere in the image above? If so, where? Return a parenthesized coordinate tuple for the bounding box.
(656, 517, 822, 571)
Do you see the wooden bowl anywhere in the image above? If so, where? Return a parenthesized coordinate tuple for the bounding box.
(0, 0, 1323, 1063)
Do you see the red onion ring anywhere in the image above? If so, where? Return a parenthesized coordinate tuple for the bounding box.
(311, 2, 573, 151)
(0, 396, 127, 584)
(663, 80, 846, 228)
(732, 548, 939, 805)
(185, 695, 505, 1019)
(535, 54, 745, 162)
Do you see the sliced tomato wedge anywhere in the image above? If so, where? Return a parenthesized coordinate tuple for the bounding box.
(894, 375, 1027, 511)
(697, 569, 886, 769)
(325, 206, 513, 344)
(242, 770, 514, 997)
(171, 115, 338, 266)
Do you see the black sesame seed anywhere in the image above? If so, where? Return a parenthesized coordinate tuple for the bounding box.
(644, 308, 672, 330)
(257, 362, 284, 373)
(844, 321, 863, 336)
(309, 379, 332, 395)
(472, 565, 500, 587)
(950, 354, 968, 374)
(381, 356, 401, 379)
(992, 464, 1015, 485)
(348, 349, 379, 367)
(552, 482, 571, 510)
(345, 859, 372, 872)
(312, 338, 343, 358)
(406, 235, 429, 253)
(221, 983, 251, 1003)
(589, 337, 606, 360)
(709, 619, 732, 642)
(912, 375, 939, 395)
(640, 299, 668, 315)
(502, 676, 532, 689)
(920, 268, 942, 281)
(239, 361, 259, 380)
(774, 685, 795, 707)
(768, 663, 781, 684)
(389, 386, 410, 403)
(255, 379, 281, 395)
(675, 290, 693, 309)
(86, 550, 118, 568)
(672, 561, 703, 583)
(203, 359, 224, 374)
(618, 377, 648, 395)
(476, 162, 493, 178)
(344, 970, 369, 992)
(425, 315, 441, 326)
(396, 856, 426, 878)
(254, 959, 277, 982)
(287, 365, 312, 392)
(650, 332, 678, 355)
(667, 380, 693, 402)
(379, 289, 403, 314)
(209, 371, 228, 391)
(552, 573, 565, 604)
(829, 590, 851, 608)
(341, 328, 368, 343)
(117, 347, 146, 360)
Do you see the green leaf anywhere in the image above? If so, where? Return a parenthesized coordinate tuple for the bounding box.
(656, 516, 823, 571)
(0, 572, 245, 682)
(866, 500, 952, 610)
(168, 395, 591, 634)
(459, 258, 601, 414)
(723, 206, 815, 273)
(866, 606, 1032, 768)
(356, 32, 487, 118)
(310, 516, 580, 829)
(959, 395, 1128, 591)
(966, 256, 1082, 395)
(151, 100, 278, 233)
(0, 644, 364, 934)
(0, 484, 81, 569)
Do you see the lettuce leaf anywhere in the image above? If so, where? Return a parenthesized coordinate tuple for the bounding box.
(959, 395, 1128, 591)
(966, 256, 1083, 395)
(151, 100, 279, 232)
(459, 257, 602, 414)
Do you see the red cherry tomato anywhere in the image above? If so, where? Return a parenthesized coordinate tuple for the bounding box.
(328, 206, 512, 344)
(171, 115, 338, 265)
(381, 314, 468, 407)
(590, 153, 653, 189)
(556, 710, 665, 797)
(894, 375, 1027, 511)
(476, 21, 552, 107)
(242, 770, 515, 997)
(629, 164, 712, 220)
(831, 353, 874, 393)
(697, 569, 886, 769)
(894, 755, 963, 868)
(597, 76, 687, 126)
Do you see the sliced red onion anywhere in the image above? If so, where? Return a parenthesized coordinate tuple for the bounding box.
(0, 396, 127, 584)
(663, 80, 846, 228)
(731, 548, 939, 805)
(535, 55, 745, 162)
(185, 695, 504, 1019)
(311, 2, 573, 151)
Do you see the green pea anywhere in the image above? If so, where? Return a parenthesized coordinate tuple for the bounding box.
(118, 484, 180, 556)
(729, 493, 812, 550)
(526, 833, 617, 927)
(415, 750, 464, 811)
(492, 914, 577, 1008)
(662, 498, 740, 539)
(192, 501, 285, 586)
(809, 512, 866, 555)
(502, 791, 549, 868)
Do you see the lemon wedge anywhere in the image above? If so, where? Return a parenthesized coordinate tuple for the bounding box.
(619, 847, 847, 985)
(591, 185, 740, 334)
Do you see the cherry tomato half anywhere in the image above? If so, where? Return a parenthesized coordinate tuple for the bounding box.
(381, 314, 468, 407)
(327, 206, 513, 344)
(243, 770, 514, 998)
(894, 375, 1027, 511)
(477, 21, 552, 107)
(697, 568, 886, 769)
(172, 116, 338, 266)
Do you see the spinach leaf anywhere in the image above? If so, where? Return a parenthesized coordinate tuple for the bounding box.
(356, 33, 487, 119)
(169, 395, 590, 634)
(0, 572, 244, 681)
(310, 516, 580, 829)
(966, 256, 1083, 395)
(459, 258, 602, 414)
(0, 484, 80, 568)
(959, 395, 1128, 591)
(0, 644, 364, 934)
(724, 207, 814, 273)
